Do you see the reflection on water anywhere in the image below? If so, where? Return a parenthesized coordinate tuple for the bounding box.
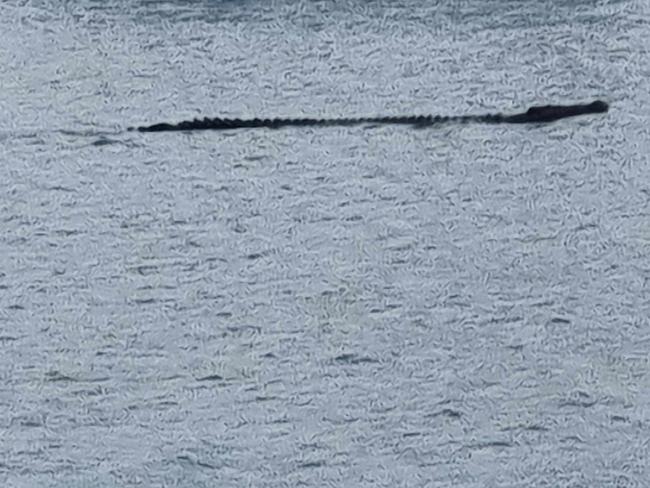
(1, 0, 649, 486)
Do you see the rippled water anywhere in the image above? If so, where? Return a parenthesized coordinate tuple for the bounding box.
(1, 1, 649, 486)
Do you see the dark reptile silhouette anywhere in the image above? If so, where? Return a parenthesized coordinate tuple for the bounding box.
(133, 100, 608, 132)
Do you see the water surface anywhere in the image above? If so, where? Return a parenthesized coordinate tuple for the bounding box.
(1, 1, 649, 486)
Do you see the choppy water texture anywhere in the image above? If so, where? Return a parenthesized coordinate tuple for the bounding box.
(1, 1, 649, 486)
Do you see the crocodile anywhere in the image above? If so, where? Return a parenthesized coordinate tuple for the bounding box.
(133, 100, 608, 132)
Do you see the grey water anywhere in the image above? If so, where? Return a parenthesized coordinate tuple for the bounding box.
(1, 0, 649, 486)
